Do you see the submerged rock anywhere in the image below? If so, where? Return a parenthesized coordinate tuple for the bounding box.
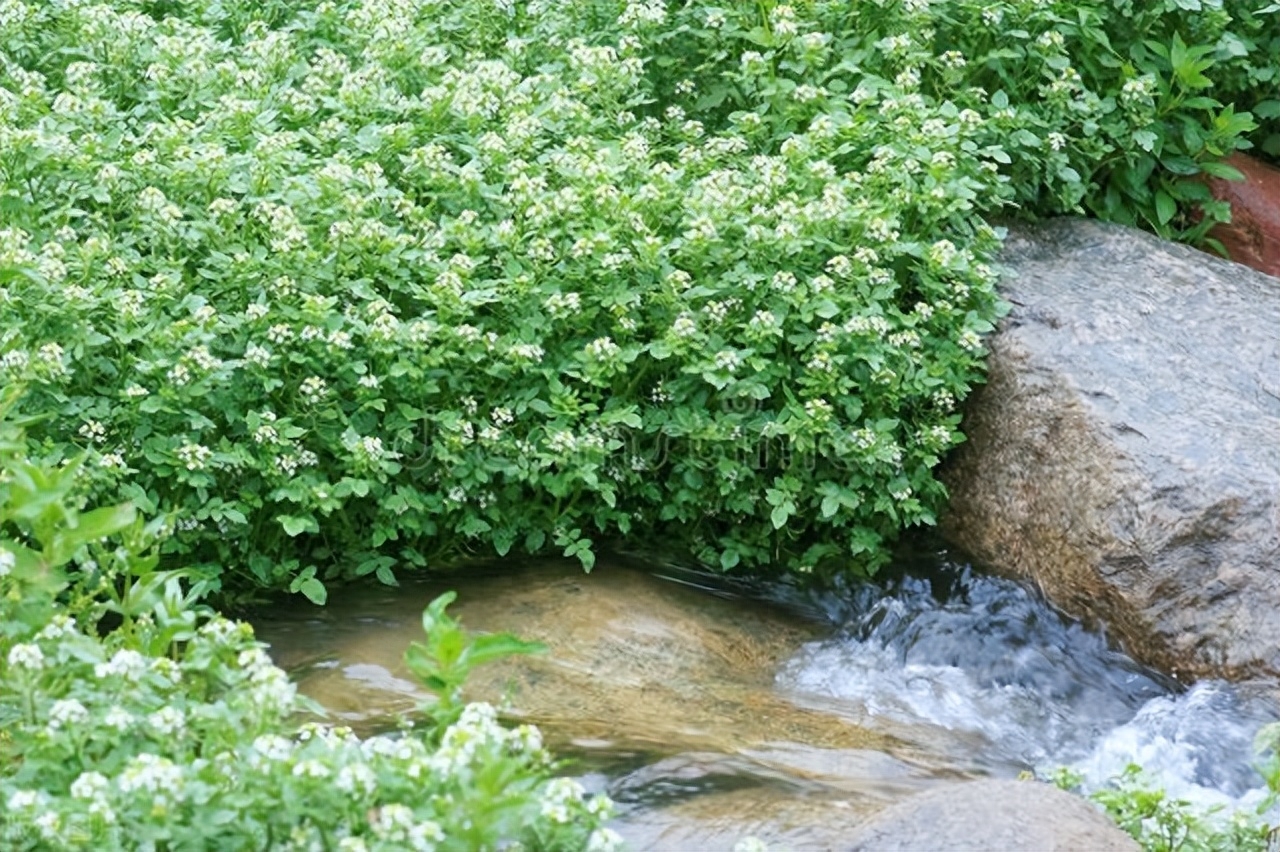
(942, 218, 1280, 680)
(256, 561, 953, 850)
(846, 779, 1140, 851)
(256, 561, 919, 754)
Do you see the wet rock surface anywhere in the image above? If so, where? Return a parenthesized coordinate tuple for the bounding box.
(845, 778, 1141, 851)
(260, 561, 889, 753)
(941, 217, 1280, 680)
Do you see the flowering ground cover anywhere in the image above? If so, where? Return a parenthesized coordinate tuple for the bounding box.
(1, 2, 1277, 848)
(0, 390, 619, 850)
(1, 0, 1268, 599)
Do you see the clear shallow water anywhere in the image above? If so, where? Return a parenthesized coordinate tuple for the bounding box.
(255, 542, 1279, 848)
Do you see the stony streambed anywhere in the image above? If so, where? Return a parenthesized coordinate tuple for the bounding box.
(253, 543, 1279, 850)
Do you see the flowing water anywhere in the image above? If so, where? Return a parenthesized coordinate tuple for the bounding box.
(253, 539, 1279, 849)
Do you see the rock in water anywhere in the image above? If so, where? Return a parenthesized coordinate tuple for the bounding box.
(941, 218, 1280, 681)
(256, 561, 893, 755)
(845, 779, 1140, 851)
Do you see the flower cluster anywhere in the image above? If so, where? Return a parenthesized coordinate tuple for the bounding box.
(0, 603, 612, 851)
(2, 0, 1263, 590)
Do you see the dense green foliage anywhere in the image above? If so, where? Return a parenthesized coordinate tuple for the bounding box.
(0, 0, 1275, 597)
(644, 0, 1277, 242)
(0, 397, 617, 850)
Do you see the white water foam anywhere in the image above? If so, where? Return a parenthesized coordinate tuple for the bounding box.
(775, 568, 1278, 813)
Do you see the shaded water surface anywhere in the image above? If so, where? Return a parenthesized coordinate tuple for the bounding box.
(252, 543, 1278, 850)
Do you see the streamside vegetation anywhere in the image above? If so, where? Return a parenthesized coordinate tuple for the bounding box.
(0, 0, 1272, 598)
(1, 0, 1278, 848)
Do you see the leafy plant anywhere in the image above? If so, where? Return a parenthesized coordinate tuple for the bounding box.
(0, 398, 620, 852)
(406, 590, 546, 729)
(0, 0, 1275, 600)
(1051, 765, 1274, 852)
(0, 0, 1005, 596)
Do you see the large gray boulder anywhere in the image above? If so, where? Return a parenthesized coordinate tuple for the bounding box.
(942, 218, 1280, 681)
(846, 779, 1140, 851)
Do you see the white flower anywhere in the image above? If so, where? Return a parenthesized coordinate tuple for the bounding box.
(355, 435, 386, 462)
(539, 776, 586, 824)
(176, 442, 213, 471)
(34, 811, 60, 840)
(0, 349, 29, 372)
(589, 828, 626, 852)
(713, 350, 741, 373)
(244, 343, 272, 367)
(118, 754, 183, 796)
(37, 342, 67, 375)
(254, 422, 279, 444)
(47, 698, 89, 731)
(70, 771, 109, 801)
(293, 760, 330, 779)
(335, 763, 377, 795)
(0, 548, 13, 577)
(208, 197, 238, 216)
(300, 376, 328, 403)
(78, 419, 106, 442)
(771, 271, 797, 293)
(584, 336, 620, 360)
(104, 706, 134, 731)
(148, 706, 185, 737)
(95, 648, 147, 681)
(251, 734, 294, 763)
(34, 614, 76, 639)
(7, 643, 43, 670)
(671, 314, 698, 337)
(544, 292, 581, 317)
(508, 723, 543, 754)
(98, 451, 126, 470)
(7, 790, 42, 811)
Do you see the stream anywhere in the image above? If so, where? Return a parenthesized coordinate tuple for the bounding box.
(252, 539, 1279, 850)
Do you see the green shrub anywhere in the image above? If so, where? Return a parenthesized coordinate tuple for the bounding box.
(0, 0, 1005, 594)
(0, 395, 618, 850)
(641, 0, 1274, 244)
(0, 0, 1273, 596)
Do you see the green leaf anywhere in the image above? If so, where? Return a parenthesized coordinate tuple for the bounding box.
(464, 633, 546, 667)
(1199, 161, 1244, 181)
(72, 503, 137, 543)
(1132, 130, 1159, 152)
(297, 577, 327, 605)
(278, 514, 316, 536)
(1155, 190, 1177, 225)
